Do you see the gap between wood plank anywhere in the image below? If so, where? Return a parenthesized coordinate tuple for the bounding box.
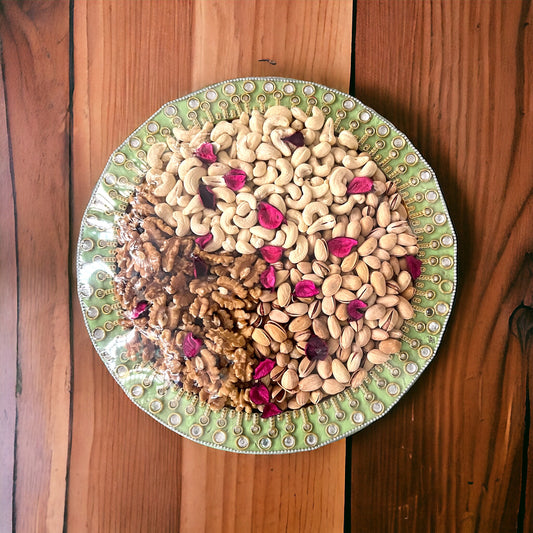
(62, 0, 76, 531)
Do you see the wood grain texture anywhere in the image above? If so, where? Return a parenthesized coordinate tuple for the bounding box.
(351, 1, 533, 532)
(68, 1, 351, 532)
(0, 40, 17, 533)
(0, 1, 71, 531)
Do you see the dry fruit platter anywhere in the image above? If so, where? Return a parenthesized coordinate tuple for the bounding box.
(77, 78, 456, 453)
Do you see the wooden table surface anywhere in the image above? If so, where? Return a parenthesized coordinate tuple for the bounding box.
(1, 1, 532, 531)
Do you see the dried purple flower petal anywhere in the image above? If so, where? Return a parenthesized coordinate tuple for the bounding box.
(347, 177, 374, 194)
(253, 359, 276, 380)
(305, 335, 329, 361)
(257, 202, 285, 229)
(223, 168, 247, 191)
(327, 237, 359, 258)
(405, 255, 422, 280)
(261, 402, 282, 418)
(260, 245, 284, 264)
(195, 142, 217, 165)
(195, 233, 213, 249)
(130, 301, 150, 319)
(281, 131, 305, 147)
(192, 256, 208, 278)
(347, 299, 368, 321)
(183, 332, 202, 358)
(260, 265, 276, 290)
(294, 280, 320, 298)
(198, 183, 217, 210)
(250, 383, 270, 405)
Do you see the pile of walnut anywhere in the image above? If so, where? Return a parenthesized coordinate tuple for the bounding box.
(115, 194, 266, 411)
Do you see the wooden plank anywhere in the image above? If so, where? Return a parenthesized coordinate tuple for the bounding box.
(351, 1, 533, 531)
(0, 42, 18, 533)
(0, 1, 71, 531)
(68, 1, 351, 531)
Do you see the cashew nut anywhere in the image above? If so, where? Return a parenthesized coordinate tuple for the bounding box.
(263, 116, 290, 135)
(253, 161, 267, 177)
(354, 160, 377, 178)
(201, 175, 226, 188)
(249, 110, 265, 133)
(285, 209, 309, 233)
(286, 184, 313, 210)
(235, 240, 256, 255)
(166, 179, 184, 206)
(204, 225, 225, 252)
(183, 166, 206, 195)
(330, 195, 357, 215)
(250, 226, 276, 241)
(173, 211, 190, 237)
(182, 195, 204, 216)
(220, 207, 239, 235)
(236, 136, 256, 163)
(246, 131, 262, 151)
(147, 142, 167, 169)
(307, 214, 336, 234)
(288, 235, 309, 263)
(303, 202, 329, 225)
(165, 152, 183, 174)
(210, 121, 236, 141)
(153, 172, 176, 197)
(338, 129, 358, 150)
(190, 212, 210, 235)
(236, 202, 251, 216)
(254, 183, 285, 200)
(309, 180, 329, 199)
(274, 158, 294, 186)
(267, 193, 286, 214)
(311, 141, 332, 159)
(294, 163, 313, 179)
(256, 143, 282, 161)
(291, 146, 311, 167)
(250, 235, 265, 249)
(328, 167, 353, 196)
(234, 210, 258, 228)
(291, 106, 308, 122)
(212, 187, 236, 204)
(222, 235, 236, 252)
(269, 230, 286, 247)
(270, 129, 292, 157)
(173, 126, 196, 143)
(281, 221, 298, 249)
(264, 106, 293, 121)
(236, 192, 257, 210)
(319, 117, 336, 144)
(154, 203, 177, 227)
(253, 166, 277, 186)
(305, 106, 325, 131)
(178, 157, 203, 179)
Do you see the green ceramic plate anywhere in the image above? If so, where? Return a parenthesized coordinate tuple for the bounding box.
(77, 77, 457, 453)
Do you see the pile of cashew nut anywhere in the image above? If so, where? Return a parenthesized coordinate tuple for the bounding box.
(145, 105, 391, 263)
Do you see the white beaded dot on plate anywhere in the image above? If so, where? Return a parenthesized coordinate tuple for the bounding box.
(259, 437, 272, 449)
(224, 83, 236, 95)
(213, 430, 227, 444)
(420, 346, 432, 358)
(283, 83, 295, 94)
(282, 435, 295, 448)
(426, 190, 438, 201)
(243, 81, 255, 92)
(190, 424, 203, 438)
(377, 124, 389, 135)
(441, 235, 453, 246)
(205, 90, 217, 101)
(168, 413, 181, 426)
(323, 92, 334, 103)
(420, 170, 431, 181)
(146, 122, 159, 133)
(113, 153, 126, 164)
(352, 412, 365, 424)
(326, 423, 339, 436)
(387, 383, 400, 396)
(441, 257, 452, 268)
(405, 362, 419, 374)
(92, 328, 105, 341)
(434, 213, 446, 224)
(236, 436, 249, 449)
(263, 82, 275, 92)
(131, 385, 143, 398)
(405, 153, 417, 164)
(343, 99, 355, 110)
(303, 84, 315, 95)
(359, 111, 371, 122)
(371, 402, 384, 414)
(305, 433, 318, 446)
(436, 303, 448, 314)
(188, 98, 200, 109)
(150, 400, 162, 413)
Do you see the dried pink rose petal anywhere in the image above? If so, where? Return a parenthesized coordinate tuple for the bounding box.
(253, 358, 276, 380)
(405, 255, 422, 280)
(305, 335, 329, 362)
(347, 177, 374, 194)
(250, 383, 270, 405)
(257, 201, 285, 229)
(223, 168, 247, 191)
(282, 131, 305, 147)
(294, 280, 320, 298)
(192, 256, 208, 278)
(261, 402, 282, 419)
(260, 245, 284, 264)
(198, 183, 217, 210)
(347, 299, 368, 321)
(130, 301, 150, 319)
(183, 332, 202, 358)
(195, 233, 213, 249)
(195, 142, 217, 165)
(260, 265, 276, 290)
(327, 237, 359, 258)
